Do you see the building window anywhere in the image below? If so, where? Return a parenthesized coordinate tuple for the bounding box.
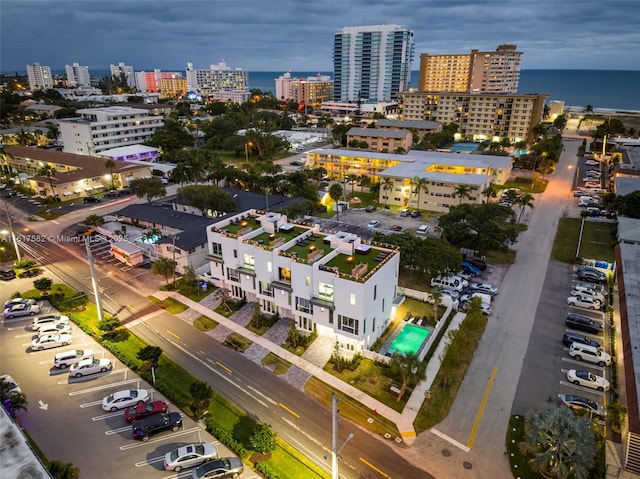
(227, 268, 240, 283)
(279, 267, 291, 283)
(338, 314, 359, 335)
(382, 298, 385, 312)
(329, 309, 334, 324)
(350, 293, 356, 305)
(318, 282, 334, 301)
(243, 253, 255, 269)
(305, 276, 311, 286)
(296, 297, 313, 314)
(373, 285, 377, 300)
(259, 281, 274, 297)
(267, 261, 272, 272)
(233, 249, 238, 258)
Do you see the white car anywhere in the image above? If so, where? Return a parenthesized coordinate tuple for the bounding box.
(566, 369, 610, 392)
(31, 333, 73, 351)
(4, 304, 41, 319)
(37, 322, 72, 337)
(459, 292, 491, 305)
(32, 314, 70, 331)
(101, 388, 150, 412)
(4, 298, 37, 309)
(54, 349, 94, 369)
(567, 295, 603, 310)
(569, 343, 612, 366)
(583, 181, 601, 189)
(585, 159, 599, 166)
(164, 443, 219, 472)
(570, 288, 605, 304)
(575, 282, 607, 296)
(416, 225, 430, 234)
(0, 374, 22, 396)
(459, 299, 492, 315)
(468, 283, 499, 297)
(367, 220, 379, 228)
(69, 358, 112, 378)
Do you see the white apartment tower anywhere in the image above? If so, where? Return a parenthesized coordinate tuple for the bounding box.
(275, 72, 333, 105)
(58, 106, 164, 155)
(26, 63, 53, 91)
(185, 61, 249, 97)
(333, 25, 414, 103)
(110, 62, 136, 88)
(65, 63, 92, 87)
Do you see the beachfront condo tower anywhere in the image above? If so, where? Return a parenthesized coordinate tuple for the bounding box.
(65, 63, 92, 88)
(26, 63, 53, 91)
(333, 24, 414, 103)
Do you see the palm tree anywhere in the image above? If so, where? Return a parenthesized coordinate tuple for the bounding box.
(482, 184, 498, 201)
(381, 177, 394, 206)
(151, 257, 176, 286)
(37, 164, 57, 199)
(515, 192, 535, 223)
(519, 405, 596, 479)
(48, 460, 80, 479)
(104, 158, 116, 189)
(389, 352, 426, 402)
(359, 175, 371, 193)
(328, 183, 344, 220)
(430, 287, 443, 320)
(453, 184, 472, 205)
(503, 189, 521, 204)
(412, 176, 429, 211)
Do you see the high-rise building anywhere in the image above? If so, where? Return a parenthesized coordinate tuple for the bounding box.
(65, 63, 92, 87)
(418, 44, 522, 93)
(136, 70, 183, 93)
(333, 25, 414, 103)
(110, 62, 135, 88)
(275, 72, 333, 105)
(185, 61, 249, 98)
(26, 63, 53, 91)
(399, 90, 547, 143)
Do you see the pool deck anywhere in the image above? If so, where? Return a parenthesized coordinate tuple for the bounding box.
(381, 320, 431, 357)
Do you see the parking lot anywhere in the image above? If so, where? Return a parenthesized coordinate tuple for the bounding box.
(1, 299, 252, 478)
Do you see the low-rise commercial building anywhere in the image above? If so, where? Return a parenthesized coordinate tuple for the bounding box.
(206, 210, 401, 351)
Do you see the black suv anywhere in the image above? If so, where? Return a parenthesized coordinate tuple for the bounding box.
(132, 412, 182, 441)
(576, 266, 607, 284)
(566, 313, 604, 335)
(562, 331, 601, 348)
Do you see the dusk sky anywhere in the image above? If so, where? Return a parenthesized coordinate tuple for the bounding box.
(2, 0, 639, 73)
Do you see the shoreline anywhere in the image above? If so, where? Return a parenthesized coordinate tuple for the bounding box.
(565, 106, 640, 117)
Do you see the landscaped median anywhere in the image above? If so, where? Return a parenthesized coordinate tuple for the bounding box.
(16, 284, 330, 479)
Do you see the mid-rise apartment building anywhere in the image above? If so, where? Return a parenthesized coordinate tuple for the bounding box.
(418, 44, 522, 93)
(375, 119, 442, 139)
(135, 70, 183, 93)
(399, 91, 548, 143)
(26, 63, 53, 91)
(206, 210, 401, 350)
(65, 63, 92, 87)
(110, 62, 135, 88)
(275, 72, 333, 105)
(346, 127, 413, 153)
(160, 78, 188, 100)
(333, 24, 414, 102)
(185, 61, 249, 97)
(58, 106, 164, 155)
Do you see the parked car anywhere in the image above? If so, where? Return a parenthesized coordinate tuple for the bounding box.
(192, 457, 244, 479)
(467, 258, 487, 271)
(365, 205, 375, 212)
(399, 208, 410, 217)
(367, 220, 379, 228)
(430, 275, 469, 292)
(124, 399, 169, 422)
(562, 332, 601, 348)
(0, 268, 17, 281)
(32, 314, 70, 331)
(104, 190, 121, 198)
(574, 282, 607, 296)
(410, 210, 422, 218)
(458, 299, 492, 315)
(38, 322, 72, 337)
(0, 374, 22, 396)
(567, 295, 603, 310)
(585, 159, 599, 166)
(459, 292, 491, 305)
(390, 224, 402, 231)
(164, 443, 219, 472)
(31, 333, 72, 351)
(566, 369, 610, 392)
(54, 349, 94, 369)
(132, 412, 183, 441)
(577, 267, 607, 284)
(566, 313, 604, 335)
(4, 304, 41, 319)
(82, 196, 100, 203)
(69, 358, 112, 378)
(461, 261, 481, 276)
(569, 343, 611, 366)
(570, 288, 605, 304)
(558, 394, 605, 419)
(583, 181, 601, 189)
(4, 297, 37, 309)
(573, 190, 590, 197)
(467, 282, 498, 297)
(416, 225, 430, 234)
(102, 388, 150, 412)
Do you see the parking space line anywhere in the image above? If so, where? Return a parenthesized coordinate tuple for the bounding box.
(67, 377, 142, 393)
(91, 411, 122, 421)
(105, 425, 131, 435)
(134, 455, 165, 467)
(119, 427, 203, 450)
(559, 380, 606, 396)
(80, 400, 104, 408)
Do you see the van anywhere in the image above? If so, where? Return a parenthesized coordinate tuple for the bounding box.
(430, 275, 469, 292)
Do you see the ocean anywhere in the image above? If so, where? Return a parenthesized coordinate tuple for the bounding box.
(42, 68, 640, 112)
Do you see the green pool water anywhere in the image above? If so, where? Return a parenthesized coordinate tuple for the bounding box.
(388, 323, 430, 355)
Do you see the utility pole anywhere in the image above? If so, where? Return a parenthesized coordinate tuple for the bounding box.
(3, 201, 21, 262)
(330, 393, 354, 479)
(86, 237, 103, 322)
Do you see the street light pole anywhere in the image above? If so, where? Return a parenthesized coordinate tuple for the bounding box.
(3, 201, 21, 262)
(86, 237, 103, 322)
(172, 235, 178, 290)
(330, 393, 354, 479)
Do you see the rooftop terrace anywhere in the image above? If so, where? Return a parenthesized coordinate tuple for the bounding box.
(218, 216, 262, 237)
(322, 243, 396, 281)
(282, 233, 333, 263)
(248, 225, 310, 250)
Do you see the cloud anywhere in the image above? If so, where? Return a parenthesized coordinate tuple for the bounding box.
(1, 0, 639, 72)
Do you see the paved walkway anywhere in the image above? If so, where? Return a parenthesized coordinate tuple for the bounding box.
(153, 289, 467, 443)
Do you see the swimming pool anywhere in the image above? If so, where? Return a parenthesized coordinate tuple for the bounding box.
(448, 142, 480, 153)
(388, 323, 430, 356)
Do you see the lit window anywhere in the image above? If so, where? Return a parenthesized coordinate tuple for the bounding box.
(350, 293, 356, 305)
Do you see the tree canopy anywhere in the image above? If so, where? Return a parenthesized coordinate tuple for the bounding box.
(129, 177, 166, 203)
(176, 185, 237, 216)
(146, 118, 194, 152)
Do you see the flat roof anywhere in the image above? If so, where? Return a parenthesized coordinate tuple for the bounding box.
(308, 148, 415, 163)
(376, 119, 440, 130)
(347, 127, 409, 139)
(98, 145, 160, 157)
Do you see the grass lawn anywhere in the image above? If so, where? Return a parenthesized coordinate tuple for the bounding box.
(483, 248, 517, 265)
(260, 439, 329, 479)
(246, 314, 280, 336)
(551, 218, 616, 264)
(305, 376, 401, 438)
(395, 297, 445, 327)
(164, 279, 215, 302)
(322, 357, 408, 413)
(500, 177, 548, 194)
(506, 415, 543, 479)
(223, 332, 253, 352)
(261, 352, 292, 375)
(148, 296, 188, 314)
(193, 315, 218, 332)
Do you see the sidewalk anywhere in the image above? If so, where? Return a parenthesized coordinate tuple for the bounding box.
(153, 290, 467, 444)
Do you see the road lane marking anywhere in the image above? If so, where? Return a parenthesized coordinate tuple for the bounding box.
(166, 329, 180, 339)
(467, 366, 497, 449)
(278, 403, 300, 419)
(246, 385, 277, 405)
(215, 361, 232, 374)
(359, 457, 391, 478)
(119, 427, 202, 450)
(430, 428, 471, 452)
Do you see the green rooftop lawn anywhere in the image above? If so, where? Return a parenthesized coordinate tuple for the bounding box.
(221, 216, 261, 235)
(251, 226, 310, 247)
(285, 234, 333, 261)
(324, 247, 393, 278)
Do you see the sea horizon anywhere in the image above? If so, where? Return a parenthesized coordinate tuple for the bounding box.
(3, 68, 639, 111)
